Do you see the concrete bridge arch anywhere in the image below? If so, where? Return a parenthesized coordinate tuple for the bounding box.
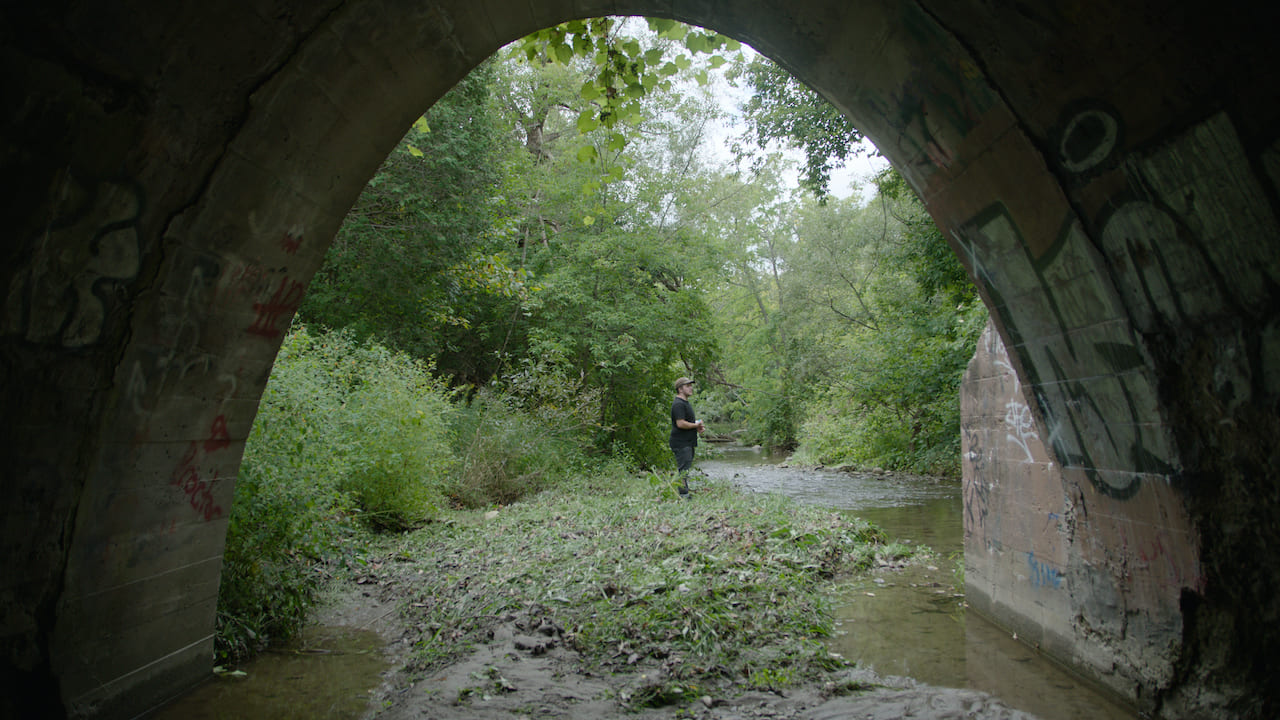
(2, 1, 1277, 717)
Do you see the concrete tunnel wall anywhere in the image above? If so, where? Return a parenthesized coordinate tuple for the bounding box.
(962, 320, 1203, 707)
(2, 1, 1278, 718)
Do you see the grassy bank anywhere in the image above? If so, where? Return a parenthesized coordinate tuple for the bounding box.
(359, 469, 915, 708)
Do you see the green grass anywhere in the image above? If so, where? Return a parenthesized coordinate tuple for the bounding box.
(376, 470, 903, 706)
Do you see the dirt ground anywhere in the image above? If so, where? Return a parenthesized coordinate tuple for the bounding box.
(315, 580, 1040, 720)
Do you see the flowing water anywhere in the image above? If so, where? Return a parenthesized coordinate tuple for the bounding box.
(698, 444, 1138, 720)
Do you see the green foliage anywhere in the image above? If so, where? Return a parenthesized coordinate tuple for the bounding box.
(218, 326, 459, 660)
(301, 22, 733, 468)
(218, 326, 355, 662)
(873, 168, 976, 307)
(712, 165, 985, 475)
(779, 176, 987, 475)
(523, 221, 717, 467)
(519, 17, 741, 151)
(299, 59, 527, 385)
(449, 361, 602, 507)
(337, 345, 458, 530)
(393, 472, 898, 692)
(729, 56, 869, 199)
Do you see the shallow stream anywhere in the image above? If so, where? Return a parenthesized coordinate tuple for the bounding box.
(152, 624, 390, 719)
(698, 444, 1138, 720)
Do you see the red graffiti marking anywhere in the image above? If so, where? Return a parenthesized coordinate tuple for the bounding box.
(217, 261, 271, 302)
(169, 426, 225, 522)
(170, 452, 224, 521)
(281, 231, 302, 255)
(1118, 526, 1206, 594)
(247, 276, 304, 338)
(204, 415, 231, 453)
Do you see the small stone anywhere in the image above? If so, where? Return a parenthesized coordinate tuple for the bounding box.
(513, 635, 548, 655)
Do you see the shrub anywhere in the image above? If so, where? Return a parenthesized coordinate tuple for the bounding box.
(217, 325, 459, 660)
(449, 360, 600, 507)
(338, 344, 457, 530)
(217, 326, 355, 661)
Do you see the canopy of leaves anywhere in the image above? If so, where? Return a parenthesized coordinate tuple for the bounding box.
(300, 17, 980, 473)
(730, 57, 869, 199)
(518, 18, 741, 155)
(299, 60, 531, 386)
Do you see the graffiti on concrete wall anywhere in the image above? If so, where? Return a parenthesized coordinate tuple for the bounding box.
(1026, 551, 1064, 590)
(280, 229, 303, 255)
(990, 337, 1041, 463)
(950, 104, 1279, 502)
(247, 276, 306, 338)
(124, 226, 310, 419)
(2, 175, 143, 347)
(962, 425, 990, 544)
(1004, 399, 1038, 463)
(1095, 112, 1278, 339)
(949, 103, 1269, 500)
(123, 254, 245, 419)
(169, 415, 231, 522)
(1117, 522, 1206, 595)
(1054, 101, 1122, 177)
(955, 202, 1165, 500)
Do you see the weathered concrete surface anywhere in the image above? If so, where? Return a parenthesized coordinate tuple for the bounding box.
(963, 322, 1199, 709)
(2, 1, 1278, 718)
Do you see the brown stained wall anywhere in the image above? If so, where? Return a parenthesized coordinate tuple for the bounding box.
(963, 321, 1201, 708)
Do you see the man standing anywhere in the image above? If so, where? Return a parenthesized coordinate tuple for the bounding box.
(669, 376, 705, 496)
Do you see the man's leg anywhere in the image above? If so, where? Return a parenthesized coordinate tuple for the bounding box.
(673, 445, 694, 496)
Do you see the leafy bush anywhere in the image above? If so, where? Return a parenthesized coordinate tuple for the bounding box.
(792, 299, 986, 476)
(338, 344, 458, 530)
(217, 326, 355, 661)
(449, 358, 602, 507)
(217, 325, 459, 661)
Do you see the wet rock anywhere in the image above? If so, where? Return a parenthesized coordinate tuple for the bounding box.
(535, 619, 563, 637)
(512, 634, 554, 655)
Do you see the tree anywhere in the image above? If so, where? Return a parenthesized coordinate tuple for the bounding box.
(729, 56, 871, 199)
(300, 60, 532, 386)
(782, 170, 986, 475)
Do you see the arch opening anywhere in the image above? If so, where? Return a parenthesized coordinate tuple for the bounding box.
(3, 2, 1279, 718)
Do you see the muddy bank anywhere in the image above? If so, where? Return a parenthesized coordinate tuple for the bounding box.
(329, 580, 1035, 720)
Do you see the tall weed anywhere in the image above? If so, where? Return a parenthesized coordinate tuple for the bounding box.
(450, 360, 601, 507)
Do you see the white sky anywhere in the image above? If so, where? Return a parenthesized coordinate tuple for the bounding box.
(700, 51, 890, 203)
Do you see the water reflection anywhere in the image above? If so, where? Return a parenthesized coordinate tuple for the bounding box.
(152, 625, 389, 720)
(699, 446, 1136, 720)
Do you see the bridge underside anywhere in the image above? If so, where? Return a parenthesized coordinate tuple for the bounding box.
(2, 1, 1278, 717)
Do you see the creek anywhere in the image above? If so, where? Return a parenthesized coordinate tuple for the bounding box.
(152, 624, 390, 719)
(698, 444, 1137, 720)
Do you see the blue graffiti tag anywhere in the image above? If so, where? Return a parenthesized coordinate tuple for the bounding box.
(1027, 552, 1063, 589)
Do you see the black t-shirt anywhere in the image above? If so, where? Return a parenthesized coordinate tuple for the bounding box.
(670, 396, 698, 448)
